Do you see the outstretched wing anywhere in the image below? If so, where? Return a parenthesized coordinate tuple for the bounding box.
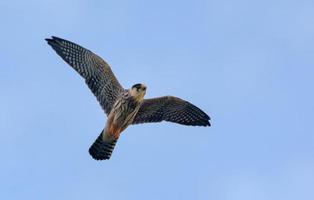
(46, 36, 124, 115)
(132, 96, 210, 126)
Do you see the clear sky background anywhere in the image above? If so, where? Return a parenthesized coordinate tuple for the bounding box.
(1, 0, 314, 199)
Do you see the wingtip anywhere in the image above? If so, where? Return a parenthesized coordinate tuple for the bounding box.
(45, 36, 64, 49)
(204, 112, 211, 121)
(45, 38, 52, 43)
(45, 37, 56, 46)
(199, 120, 210, 127)
(45, 36, 62, 43)
(51, 36, 62, 41)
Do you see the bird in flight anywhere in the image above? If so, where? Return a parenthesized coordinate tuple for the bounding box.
(46, 36, 211, 160)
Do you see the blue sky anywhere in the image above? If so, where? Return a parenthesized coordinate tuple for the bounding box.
(1, 0, 314, 199)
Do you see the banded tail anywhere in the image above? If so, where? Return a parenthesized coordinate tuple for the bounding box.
(89, 131, 118, 160)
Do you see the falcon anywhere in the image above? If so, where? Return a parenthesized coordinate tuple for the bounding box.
(46, 36, 211, 160)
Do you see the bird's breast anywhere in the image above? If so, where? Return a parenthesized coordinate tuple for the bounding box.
(110, 96, 142, 131)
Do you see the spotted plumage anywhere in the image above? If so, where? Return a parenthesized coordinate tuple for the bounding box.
(133, 96, 210, 126)
(46, 36, 211, 160)
(45, 36, 123, 115)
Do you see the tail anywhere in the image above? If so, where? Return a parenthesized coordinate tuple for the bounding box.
(89, 131, 118, 160)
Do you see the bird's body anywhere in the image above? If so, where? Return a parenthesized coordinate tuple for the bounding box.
(89, 86, 146, 159)
(107, 89, 144, 139)
(46, 36, 210, 160)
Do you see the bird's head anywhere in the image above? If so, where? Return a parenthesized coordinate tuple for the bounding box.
(130, 83, 147, 101)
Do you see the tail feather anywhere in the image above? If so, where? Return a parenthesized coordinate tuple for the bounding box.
(89, 132, 118, 160)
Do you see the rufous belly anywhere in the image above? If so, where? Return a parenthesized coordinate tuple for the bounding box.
(104, 113, 124, 140)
